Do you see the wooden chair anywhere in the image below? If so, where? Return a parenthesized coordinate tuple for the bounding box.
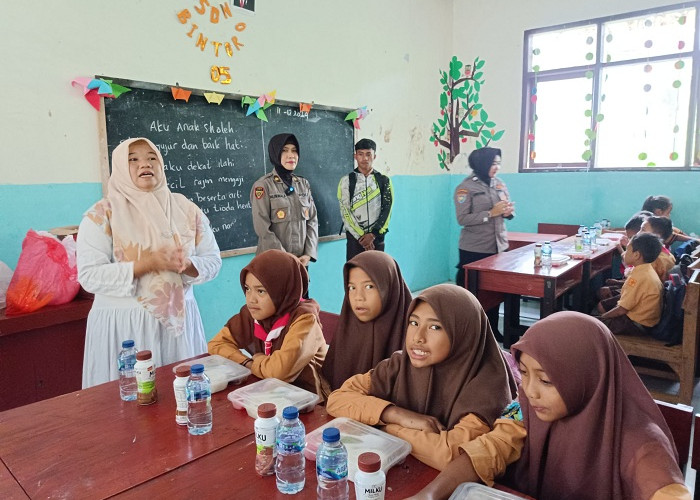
(656, 399, 693, 471)
(692, 413, 700, 492)
(615, 269, 700, 405)
(536, 222, 580, 237)
(318, 310, 340, 345)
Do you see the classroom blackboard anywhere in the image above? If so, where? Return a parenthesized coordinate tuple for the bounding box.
(99, 78, 354, 256)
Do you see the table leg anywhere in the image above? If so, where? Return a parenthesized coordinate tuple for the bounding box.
(503, 294, 521, 348)
(541, 279, 556, 317)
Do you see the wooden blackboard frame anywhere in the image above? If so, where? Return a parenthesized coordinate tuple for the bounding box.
(96, 77, 353, 257)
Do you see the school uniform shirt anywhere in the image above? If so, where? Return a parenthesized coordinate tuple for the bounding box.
(208, 311, 329, 399)
(326, 371, 525, 475)
(454, 175, 510, 254)
(652, 248, 676, 281)
(250, 172, 318, 259)
(618, 263, 663, 327)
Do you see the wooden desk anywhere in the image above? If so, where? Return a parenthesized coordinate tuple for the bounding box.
(466, 247, 583, 347)
(0, 296, 93, 411)
(506, 232, 568, 251)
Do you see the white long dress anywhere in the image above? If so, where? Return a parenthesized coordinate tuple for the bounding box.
(77, 208, 222, 388)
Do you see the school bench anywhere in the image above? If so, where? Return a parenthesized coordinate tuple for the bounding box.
(615, 269, 700, 405)
(692, 413, 700, 492)
(656, 400, 693, 471)
(319, 310, 339, 344)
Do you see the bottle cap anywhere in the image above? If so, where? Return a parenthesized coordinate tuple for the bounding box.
(135, 350, 152, 361)
(358, 452, 381, 473)
(190, 363, 205, 374)
(535, 243, 542, 247)
(282, 406, 299, 420)
(322, 427, 340, 443)
(257, 403, 277, 418)
(544, 241, 550, 244)
(175, 365, 191, 377)
(122, 339, 135, 348)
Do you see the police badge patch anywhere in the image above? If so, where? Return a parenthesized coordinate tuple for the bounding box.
(456, 189, 468, 204)
(254, 186, 264, 199)
(276, 209, 286, 220)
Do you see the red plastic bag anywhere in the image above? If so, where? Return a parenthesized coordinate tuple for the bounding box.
(5, 230, 80, 315)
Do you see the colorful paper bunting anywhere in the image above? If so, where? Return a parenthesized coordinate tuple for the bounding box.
(299, 102, 313, 112)
(344, 106, 369, 129)
(71, 77, 131, 111)
(171, 87, 192, 102)
(243, 90, 276, 121)
(204, 91, 225, 104)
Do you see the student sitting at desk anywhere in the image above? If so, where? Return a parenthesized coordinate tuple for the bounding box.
(321, 250, 411, 391)
(642, 195, 697, 245)
(641, 216, 676, 280)
(598, 233, 663, 336)
(208, 249, 329, 399)
(326, 284, 524, 474)
(406, 312, 690, 500)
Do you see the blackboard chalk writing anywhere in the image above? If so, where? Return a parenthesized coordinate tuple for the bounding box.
(164, 160, 182, 172)
(187, 159, 211, 170)
(194, 192, 227, 202)
(193, 177, 213, 189)
(213, 202, 238, 212)
(182, 139, 199, 150)
(150, 120, 170, 132)
(217, 158, 235, 168)
(157, 143, 179, 157)
(204, 121, 237, 135)
(224, 137, 242, 150)
(201, 138, 221, 149)
(169, 177, 185, 190)
(218, 175, 244, 186)
(177, 121, 200, 132)
(281, 109, 309, 120)
(227, 190, 243, 199)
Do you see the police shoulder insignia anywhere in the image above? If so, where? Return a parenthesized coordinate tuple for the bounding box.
(501, 401, 523, 422)
(276, 209, 286, 220)
(254, 186, 264, 199)
(456, 189, 468, 204)
(273, 175, 281, 182)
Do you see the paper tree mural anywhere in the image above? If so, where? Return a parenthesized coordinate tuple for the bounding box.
(431, 56, 504, 170)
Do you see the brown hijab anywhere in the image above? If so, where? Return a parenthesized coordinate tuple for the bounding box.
(369, 284, 515, 429)
(322, 251, 412, 390)
(224, 249, 319, 354)
(509, 311, 684, 500)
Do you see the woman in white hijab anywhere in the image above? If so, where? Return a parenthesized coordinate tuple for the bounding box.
(78, 137, 221, 388)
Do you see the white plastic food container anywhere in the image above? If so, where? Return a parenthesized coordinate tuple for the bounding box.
(304, 417, 411, 482)
(227, 378, 320, 418)
(172, 354, 250, 393)
(449, 482, 526, 499)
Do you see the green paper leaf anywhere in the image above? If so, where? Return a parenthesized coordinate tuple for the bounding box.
(482, 130, 493, 139)
(492, 130, 505, 141)
(485, 121, 496, 128)
(440, 93, 448, 108)
(449, 56, 464, 80)
(638, 152, 647, 160)
(480, 109, 488, 122)
(582, 150, 592, 161)
(475, 59, 486, 69)
(473, 71, 483, 80)
(474, 81, 481, 92)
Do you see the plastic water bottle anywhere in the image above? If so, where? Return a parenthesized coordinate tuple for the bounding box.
(316, 427, 349, 500)
(594, 220, 603, 237)
(541, 241, 552, 268)
(578, 225, 586, 236)
(186, 364, 212, 435)
(276, 406, 306, 494)
(582, 230, 591, 252)
(118, 340, 138, 401)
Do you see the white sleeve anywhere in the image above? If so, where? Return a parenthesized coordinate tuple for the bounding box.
(182, 211, 222, 286)
(76, 214, 137, 297)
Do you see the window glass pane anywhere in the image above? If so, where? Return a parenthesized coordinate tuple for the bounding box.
(602, 8, 695, 63)
(529, 25, 598, 72)
(528, 77, 593, 165)
(595, 58, 691, 168)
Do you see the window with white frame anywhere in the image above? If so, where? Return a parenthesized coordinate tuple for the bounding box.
(521, 3, 699, 170)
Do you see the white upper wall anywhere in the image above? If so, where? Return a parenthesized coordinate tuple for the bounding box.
(451, 0, 681, 174)
(0, 0, 452, 184)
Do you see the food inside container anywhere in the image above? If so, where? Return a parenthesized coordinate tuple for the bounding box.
(227, 378, 320, 418)
(173, 354, 250, 393)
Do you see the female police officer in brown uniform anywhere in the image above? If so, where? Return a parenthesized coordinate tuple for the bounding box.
(454, 147, 514, 341)
(250, 133, 318, 268)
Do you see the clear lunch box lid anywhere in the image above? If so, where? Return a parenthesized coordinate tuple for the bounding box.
(227, 377, 320, 418)
(304, 417, 411, 482)
(172, 354, 250, 393)
(449, 482, 526, 500)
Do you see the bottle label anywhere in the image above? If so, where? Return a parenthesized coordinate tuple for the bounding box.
(317, 462, 348, 480)
(135, 361, 157, 405)
(356, 482, 385, 500)
(174, 382, 188, 425)
(255, 427, 277, 454)
(278, 441, 303, 453)
(255, 425, 277, 476)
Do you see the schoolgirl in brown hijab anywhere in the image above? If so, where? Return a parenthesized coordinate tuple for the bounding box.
(509, 311, 689, 500)
(327, 284, 523, 473)
(321, 251, 411, 391)
(208, 249, 328, 398)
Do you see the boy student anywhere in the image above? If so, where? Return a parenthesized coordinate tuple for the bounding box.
(640, 215, 676, 280)
(597, 232, 663, 336)
(337, 138, 393, 261)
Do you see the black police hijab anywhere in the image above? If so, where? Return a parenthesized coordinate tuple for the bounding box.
(268, 133, 300, 194)
(468, 147, 501, 185)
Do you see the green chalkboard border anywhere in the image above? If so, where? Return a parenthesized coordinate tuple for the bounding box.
(96, 76, 354, 257)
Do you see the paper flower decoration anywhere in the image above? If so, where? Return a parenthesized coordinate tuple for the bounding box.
(344, 106, 369, 129)
(204, 92, 225, 104)
(243, 90, 276, 121)
(71, 77, 131, 111)
(171, 87, 192, 102)
(299, 102, 313, 112)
